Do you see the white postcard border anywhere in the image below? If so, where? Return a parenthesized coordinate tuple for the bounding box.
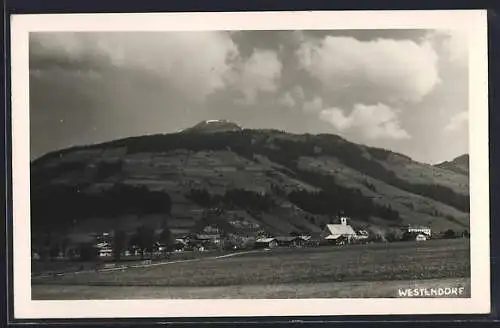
(10, 10, 490, 319)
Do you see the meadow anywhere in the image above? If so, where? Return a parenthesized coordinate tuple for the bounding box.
(32, 239, 470, 299)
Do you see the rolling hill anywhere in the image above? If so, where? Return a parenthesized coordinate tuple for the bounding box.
(30, 121, 470, 246)
(435, 154, 469, 175)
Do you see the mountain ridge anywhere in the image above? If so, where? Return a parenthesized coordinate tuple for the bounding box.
(30, 123, 470, 245)
(435, 154, 469, 175)
(32, 126, 433, 166)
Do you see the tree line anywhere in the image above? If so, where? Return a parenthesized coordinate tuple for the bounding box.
(186, 188, 275, 212)
(31, 183, 172, 233)
(61, 225, 176, 262)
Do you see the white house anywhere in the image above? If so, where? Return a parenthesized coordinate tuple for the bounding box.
(95, 242, 113, 257)
(415, 234, 428, 241)
(355, 230, 369, 241)
(404, 225, 432, 238)
(323, 217, 357, 244)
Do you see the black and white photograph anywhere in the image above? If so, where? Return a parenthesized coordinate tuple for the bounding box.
(11, 10, 489, 319)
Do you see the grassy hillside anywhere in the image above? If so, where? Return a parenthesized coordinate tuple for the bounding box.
(31, 127, 470, 245)
(435, 154, 469, 176)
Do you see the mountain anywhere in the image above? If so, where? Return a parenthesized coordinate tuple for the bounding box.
(30, 121, 470, 245)
(181, 119, 242, 134)
(435, 154, 469, 175)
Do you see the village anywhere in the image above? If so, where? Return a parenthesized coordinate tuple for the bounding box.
(32, 213, 460, 264)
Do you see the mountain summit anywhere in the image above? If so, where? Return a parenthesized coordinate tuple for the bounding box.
(182, 119, 243, 134)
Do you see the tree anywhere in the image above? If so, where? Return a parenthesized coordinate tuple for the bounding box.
(384, 230, 401, 242)
(49, 243, 60, 259)
(158, 228, 175, 255)
(112, 229, 127, 261)
(60, 238, 71, 258)
(223, 189, 275, 212)
(366, 232, 383, 243)
(134, 226, 155, 259)
(79, 243, 98, 261)
(443, 229, 457, 239)
(186, 189, 212, 207)
(271, 184, 286, 197)
(256, 230, 270, 239)
(38, 231, 52, 261)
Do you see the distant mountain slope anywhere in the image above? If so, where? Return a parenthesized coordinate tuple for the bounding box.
(31, 122, 470, 243)
(435, 154, 469, 175)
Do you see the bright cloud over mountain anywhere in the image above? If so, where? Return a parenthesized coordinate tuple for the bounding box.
(30, 29, 469, 164)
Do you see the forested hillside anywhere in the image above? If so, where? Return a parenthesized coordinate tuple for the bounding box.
(31, 122, 470, 244)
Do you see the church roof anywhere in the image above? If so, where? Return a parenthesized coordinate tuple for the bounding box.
(324, 224, 357, 239)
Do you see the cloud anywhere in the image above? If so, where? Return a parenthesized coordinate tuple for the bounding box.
(319, 103, 410, 140)
(290, 85, 305, 100)
(232, 49, 282, 104)
(278, 92, 296, 107)
(303, 96, 324, 114)
(318, 107, 353, 131)
(30, 32, 239, 102)
(278, 85, 305, 108)
(444, 111, 468, 133)
(296, 36, 440, 104)
(31, 33, 285, 106)
(425, 29, 468, 67)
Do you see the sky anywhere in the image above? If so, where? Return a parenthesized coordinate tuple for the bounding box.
(29, 29, 469, 164)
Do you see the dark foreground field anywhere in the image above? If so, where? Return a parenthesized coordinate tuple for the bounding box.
(32, 239, 470, 299)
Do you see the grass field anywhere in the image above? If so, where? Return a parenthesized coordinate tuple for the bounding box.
(32, 239, 470, 299)
(31, 250, 229, 276)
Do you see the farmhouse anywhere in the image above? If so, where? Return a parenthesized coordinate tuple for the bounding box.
(152, 241, 167, 254)
(275, 236, 309, 247)
(196, 224, 224, 245)
(403, 224, 432, 237)
(401, 224, 432, 240)
(182, 219, 234, 250)
(350, 229, 370, 244)
(173, 238, 188, 251)
(322, 217, 357, 245)
(254, 237, 278, 249)
(415, 234, 428, 241)
(95, 241, 113, 257)
(357, 230, 369, 239)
